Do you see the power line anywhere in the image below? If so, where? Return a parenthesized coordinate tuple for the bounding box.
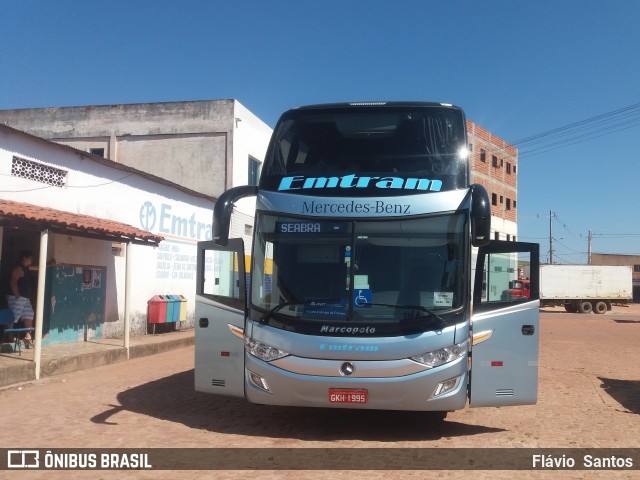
(553, 238, 585, 255)
(553, 212, 575, 236)
(515, 108, 640, 147)
(518, 119, 640, 159)
(519, 236, 549, 240)
(592, 233, 640, 237)
(510, 102, 640, 159)
(512, 102, 640, 145)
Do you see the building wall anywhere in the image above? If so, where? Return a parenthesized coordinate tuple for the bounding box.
(231, 101, 273, 216)
(0, 126, 222, 336)
(591, 253, 640, 302)
(0, 100, 272, 204)
(468, 120, 518, 241)
(0, 101, 273, 327)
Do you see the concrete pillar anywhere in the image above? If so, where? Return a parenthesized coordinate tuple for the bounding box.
(124, 242, 132, 358)
(109, 131, 117, 161)
(34, 229, 49, 380)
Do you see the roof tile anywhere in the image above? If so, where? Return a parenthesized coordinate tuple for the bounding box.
(0, 199, 163, 245)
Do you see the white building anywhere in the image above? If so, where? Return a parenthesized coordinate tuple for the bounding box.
(0, 101, 272, 346)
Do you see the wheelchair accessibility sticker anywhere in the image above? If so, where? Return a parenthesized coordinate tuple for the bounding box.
(353, 289, 372, 307)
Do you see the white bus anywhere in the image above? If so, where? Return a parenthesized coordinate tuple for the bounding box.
(195, 102, 540, 414)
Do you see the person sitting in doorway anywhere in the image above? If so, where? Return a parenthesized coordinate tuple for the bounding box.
(6, 250, 35, 347)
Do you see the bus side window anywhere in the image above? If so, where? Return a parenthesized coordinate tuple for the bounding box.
(481, 251, 529, 304)
(203, 249, 241, 299)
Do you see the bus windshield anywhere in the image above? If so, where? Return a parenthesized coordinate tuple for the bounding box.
(260, 104, 469, 194)
(250, 212, 468, 335)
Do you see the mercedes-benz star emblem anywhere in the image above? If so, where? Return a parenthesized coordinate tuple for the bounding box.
(340, 362, 355, 376)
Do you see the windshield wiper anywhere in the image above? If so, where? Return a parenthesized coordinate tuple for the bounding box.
(260, 300, 447, 328)
(260, 298, 341, 324)
(365, 303, 448, 329)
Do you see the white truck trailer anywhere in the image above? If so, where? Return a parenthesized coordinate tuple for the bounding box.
(540, 264, 632, 314)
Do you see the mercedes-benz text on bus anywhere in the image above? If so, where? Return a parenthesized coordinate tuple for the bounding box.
(195, 102, 540, 414)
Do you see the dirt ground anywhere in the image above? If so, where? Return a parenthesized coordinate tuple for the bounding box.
(541, 302, 640, 314)
(0, 305, 638, 479)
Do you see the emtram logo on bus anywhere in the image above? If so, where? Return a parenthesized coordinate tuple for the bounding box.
(277, 174, 442, 192)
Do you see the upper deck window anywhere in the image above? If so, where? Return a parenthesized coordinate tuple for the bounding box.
(260, 104, 469, 195)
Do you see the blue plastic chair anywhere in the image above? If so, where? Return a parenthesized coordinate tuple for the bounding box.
(0, 308, 14, 328)
(0, 308, 33, 355)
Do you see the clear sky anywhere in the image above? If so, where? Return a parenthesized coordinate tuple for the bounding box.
(2, 0, 639, 262)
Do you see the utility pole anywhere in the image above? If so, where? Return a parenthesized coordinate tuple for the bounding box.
(549, 210, 553, 264)
(587, 229, 592, 265)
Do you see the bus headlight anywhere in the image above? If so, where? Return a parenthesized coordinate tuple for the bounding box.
(410, 339, 468, 368)
(245, 338, 289, 362)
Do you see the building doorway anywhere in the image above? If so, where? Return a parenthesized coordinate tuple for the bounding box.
(0, 227, 41, 308)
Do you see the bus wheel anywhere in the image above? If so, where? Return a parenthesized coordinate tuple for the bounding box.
(578, 301, 593, 314)
(594, 301, 608, 315)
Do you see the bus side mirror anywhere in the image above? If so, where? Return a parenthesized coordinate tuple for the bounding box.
(213, 185, 258, 246)
(470, 184, 491, 247)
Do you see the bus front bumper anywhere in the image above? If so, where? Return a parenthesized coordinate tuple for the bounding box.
(244, 354, 468, 411)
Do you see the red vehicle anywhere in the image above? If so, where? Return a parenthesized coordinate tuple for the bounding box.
(502, 278, 531, 301)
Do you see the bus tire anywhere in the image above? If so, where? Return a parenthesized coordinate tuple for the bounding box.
(594, 301, 608, 315)
(578, 301, 593, 314)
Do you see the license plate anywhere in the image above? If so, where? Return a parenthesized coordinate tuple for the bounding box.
(328, 389, 368, 404)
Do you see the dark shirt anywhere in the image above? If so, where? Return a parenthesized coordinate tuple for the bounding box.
(13, 265, 31, 297)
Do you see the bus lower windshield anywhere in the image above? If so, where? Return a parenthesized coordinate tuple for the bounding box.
(250, 212, 468, 335)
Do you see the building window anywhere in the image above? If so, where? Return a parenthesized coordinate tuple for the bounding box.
(500, 195, 504, 204)
(90, 148, 105, 157)
(11, 156, 68, 187)
(494, 231, 500, 240)
(480, 149, 486, 162)
(492, 155, 498, 167)
(506, 162, 512, 174)
(634, 265, 640, 273)
(513, 166, 517, 174)
(513, 200, 517, 209)
(248, 156, 261, 186)
(506, 198, 511, 210)
(491, 193, 497, 206)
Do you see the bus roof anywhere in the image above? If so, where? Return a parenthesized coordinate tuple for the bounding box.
(289, 101, 462, 112)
